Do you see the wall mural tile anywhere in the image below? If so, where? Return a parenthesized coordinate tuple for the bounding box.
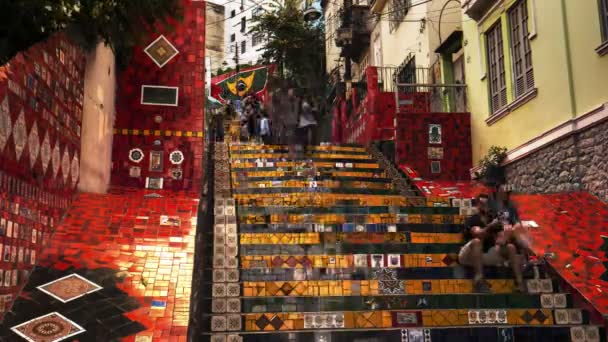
(0, 32, 86, 319)
(111, 3, 205, 190)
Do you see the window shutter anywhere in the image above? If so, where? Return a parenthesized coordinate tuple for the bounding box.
(486, 22, 507, 114)
(509, 0, 534, 98)
(601, 0, 608, 41)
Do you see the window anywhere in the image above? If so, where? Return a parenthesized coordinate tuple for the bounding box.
(231, 9, 236, 17)
(396, 54, 416, 93)
(252, 33, 264, 47)
(389, 0, 411, 32)
(230, 33, 236, 42)
(486, 22, 507, 114)
(599, 0, 608, 43)
(509, 0, 534, 98)
(141, 86, 179, 106)
(241, 41, 246, 54)
(241, 17, 246, 32)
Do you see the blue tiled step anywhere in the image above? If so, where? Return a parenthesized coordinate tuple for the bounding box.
(233, 326, 603, 342)
(239, 267, 540, 281)
(240, 243, 463, 255)
(237, 223, 464, 234)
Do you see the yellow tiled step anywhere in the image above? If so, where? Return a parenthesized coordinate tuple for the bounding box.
(229, 145, 367, 152)
(231, 153, 372, 160)
(239, 233, 464, 245)
(242, 279, 517, 297)
(240, 254, 458, 268)
(232, 171, 388, 178)
(237, 213, 464, 225)
(233, 180, 393, 190)
(231, 161, 380, 169)
(233, 194, 420, 207)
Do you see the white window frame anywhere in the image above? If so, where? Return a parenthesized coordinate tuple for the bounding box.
(143, 35, 180, 68)
(141, 85, 179, 107)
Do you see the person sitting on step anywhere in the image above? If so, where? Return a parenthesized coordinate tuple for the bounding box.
(458, 194, 526, 293)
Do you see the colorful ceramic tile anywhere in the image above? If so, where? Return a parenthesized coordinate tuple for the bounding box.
(570, 326, 585, 342)
(392, 311, 422, 327)
(0, 95, 10, 151)
(428, 124, 442, 144)
(149, 151, 163, 172)
(37, 273, 102, 303)
(11, 312, 85, 342)
(144, 35, 179, 68)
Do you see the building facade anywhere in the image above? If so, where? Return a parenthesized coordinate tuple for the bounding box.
(206, 2, 225, 75)
(222, 0, 270, 68)
(462, 0, 608, 202)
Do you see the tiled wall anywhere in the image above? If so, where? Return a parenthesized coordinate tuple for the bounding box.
(0, 33, 86, 318)
(395, 111, 472, 181)
(111, 0, 206, 191)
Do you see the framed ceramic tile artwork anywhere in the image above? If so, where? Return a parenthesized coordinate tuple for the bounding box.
(145, 177, 164, 190)
(149, 151, 164, 172)
(428, 124, 442, 144)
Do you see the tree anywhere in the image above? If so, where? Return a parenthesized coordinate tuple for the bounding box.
(249, 0, 326, 96)
(0, 0, 181, 66)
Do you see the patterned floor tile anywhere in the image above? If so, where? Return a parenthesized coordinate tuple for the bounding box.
(11, 312, 85, 342)
(36, 273, 102, 303)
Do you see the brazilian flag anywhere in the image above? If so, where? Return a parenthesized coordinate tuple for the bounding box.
(216, 66, 269, 101)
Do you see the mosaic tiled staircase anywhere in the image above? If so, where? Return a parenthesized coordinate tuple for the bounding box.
(209, 143, 605, 342)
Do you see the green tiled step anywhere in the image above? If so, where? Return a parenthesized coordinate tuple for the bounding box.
(240, 293, 570, 312)
(236, 206, 459, 215)
(238, 223, 463, 233)
(240, 243, 463, 255)
(233, 188, 400, 195)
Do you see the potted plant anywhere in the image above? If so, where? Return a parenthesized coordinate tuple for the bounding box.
(475, 146, 508, 186)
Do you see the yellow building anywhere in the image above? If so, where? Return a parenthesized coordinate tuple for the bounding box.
(462, 0, 608, 201)
(323, 0, 464, 84)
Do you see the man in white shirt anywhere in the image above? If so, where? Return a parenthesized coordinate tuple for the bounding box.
(259, 113, 271, 144)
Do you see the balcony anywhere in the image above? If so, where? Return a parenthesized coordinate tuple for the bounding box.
(334, 4, 372, 62)
(462, 0, 498, 21)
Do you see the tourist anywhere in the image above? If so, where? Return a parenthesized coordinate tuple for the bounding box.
(259, 112, 271, 145)
(458, 194, 525, 293)
(297, 96, 317, 147)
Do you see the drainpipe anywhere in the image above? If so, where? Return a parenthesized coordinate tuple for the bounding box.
(559, 0, 583, 191)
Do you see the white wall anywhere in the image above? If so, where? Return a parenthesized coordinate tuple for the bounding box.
(79, 42, 116, 194)
(223, 0, 274, 67)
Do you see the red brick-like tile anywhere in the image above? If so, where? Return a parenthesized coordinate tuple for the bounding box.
(36, 186, 198, 341)
(512, 192, 608, 317)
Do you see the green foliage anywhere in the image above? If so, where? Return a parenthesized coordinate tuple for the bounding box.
(476, 145, 508, 180)
(249, 0, 326, 95)
(0, 0, 181, 67)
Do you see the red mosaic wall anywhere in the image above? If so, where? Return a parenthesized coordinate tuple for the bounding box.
(395, 111, 472, 181)
(0, 33, 86, 318)
(111, 0, 206, 191)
